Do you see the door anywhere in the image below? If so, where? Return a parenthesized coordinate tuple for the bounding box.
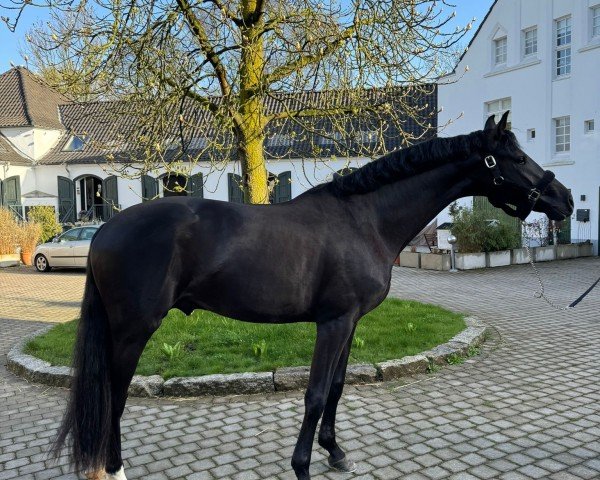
(49, 227, 81, 267)
(57, 176, 75, 223)
(102, 176, 119, 220)
(274, 171, 292, 203)
(72, 227, 97, 267)
(141, 175, 158, 201)
(190, 173, 203, 198)
(228, 173, 244, 203)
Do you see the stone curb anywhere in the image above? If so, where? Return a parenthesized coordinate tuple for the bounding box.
(7, 316, 488, 398)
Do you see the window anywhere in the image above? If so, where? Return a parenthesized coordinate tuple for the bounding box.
(188, 137, 207, 149)
(319, 131, 344, 145)
(585, 119, 595, 134)
(523, 27, 538, 57)
(354, 130, 378, 144)
(63, 135, 87, 152)
(555, 17, 572, 77)
(554, 117, 570, 153)
(527, 129, 536, 141)
(80, 227, 98, 241)
(267, 134, 293, 146)
(494, 37, 507, 65)
(59, 228, 82, 242)
(485, 98, 512, 130)
(593, 6, 600, 38)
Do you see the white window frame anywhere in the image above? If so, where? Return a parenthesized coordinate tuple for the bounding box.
(494, 37, 508, 65)
(584, 119, 595, 134)
(592, 5, 600, 38)
(555, 16, 572, 77)
(523, 27, 538, 58)
(554, 116, 571, 153)
(485, 98, 512, 130)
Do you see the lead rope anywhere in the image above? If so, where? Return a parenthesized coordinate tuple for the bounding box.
(522, 221, 599, 310)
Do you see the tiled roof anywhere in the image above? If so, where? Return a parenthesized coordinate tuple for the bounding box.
(0, 67, 437, 165)
(38, 85, 437, 165)
(0, 67, 70, 129)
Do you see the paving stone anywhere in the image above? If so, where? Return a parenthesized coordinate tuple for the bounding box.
(1, 259, 599, 479)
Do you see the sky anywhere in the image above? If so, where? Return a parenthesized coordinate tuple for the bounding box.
(0, 0, 494, 73)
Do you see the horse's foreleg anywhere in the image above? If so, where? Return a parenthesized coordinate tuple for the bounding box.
(318, 327, 357, 472)
(291, 318, 355, 480)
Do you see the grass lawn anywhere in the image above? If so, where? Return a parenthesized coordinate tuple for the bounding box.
(25, 299, 465, 379)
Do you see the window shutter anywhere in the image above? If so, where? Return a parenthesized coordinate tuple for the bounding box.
(3, 176, 20, 207)
(228, 173, 244, 203)
(190, 173, 204, 198)
(275, 171, 292, 203)
(102, 176, 119, 220)
(141, 175, 158, 201)
(57, 176, 75, 223)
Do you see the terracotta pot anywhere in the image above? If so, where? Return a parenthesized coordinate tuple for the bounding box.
(20, 249, 33, 266)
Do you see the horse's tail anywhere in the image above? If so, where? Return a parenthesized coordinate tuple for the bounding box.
(51, 258, 112, 474)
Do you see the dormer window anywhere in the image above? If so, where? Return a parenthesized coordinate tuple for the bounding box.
(63, 134, 87, 152)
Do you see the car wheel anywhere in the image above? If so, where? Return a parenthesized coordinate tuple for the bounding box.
(34, 254, 51, 272)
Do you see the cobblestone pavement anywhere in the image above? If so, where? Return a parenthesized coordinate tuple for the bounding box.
(0, 266, 84, 323)
(1, 258, 599, 479)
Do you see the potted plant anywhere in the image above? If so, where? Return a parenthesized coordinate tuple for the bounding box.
(18, 221, 42, 266)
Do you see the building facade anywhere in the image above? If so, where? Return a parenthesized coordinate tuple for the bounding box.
(439, 0, 599, 253)
(0, 67, 436, 224)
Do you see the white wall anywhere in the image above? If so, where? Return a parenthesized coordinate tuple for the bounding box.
(4, 157, 372, 217)
(1, 127, 64, 161)
(439, 0, 600, 253)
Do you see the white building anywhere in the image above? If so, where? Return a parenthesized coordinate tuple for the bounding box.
(439, 0, 599, 253)
(0, 67, 436, 224)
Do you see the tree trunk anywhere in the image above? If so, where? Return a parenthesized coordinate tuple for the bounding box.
(237, 0, 269, 204)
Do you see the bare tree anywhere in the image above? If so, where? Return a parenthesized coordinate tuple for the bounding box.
(5, 0, 470, 203)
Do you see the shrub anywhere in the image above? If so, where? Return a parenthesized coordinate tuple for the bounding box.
(450, 204, 521, 253)
(0, 209, 19, 255)
(27, 206, 62, 243)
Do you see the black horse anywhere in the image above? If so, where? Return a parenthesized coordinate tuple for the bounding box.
(53, 112, 573, 480)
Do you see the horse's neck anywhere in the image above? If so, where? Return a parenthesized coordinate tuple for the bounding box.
(361, 161, 477, 261)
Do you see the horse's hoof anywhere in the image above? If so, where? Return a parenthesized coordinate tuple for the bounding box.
(328, 455, 357, 473)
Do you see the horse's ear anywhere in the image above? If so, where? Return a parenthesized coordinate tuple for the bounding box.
(484, 114, 496, 131)
(497, 110, 510, 132)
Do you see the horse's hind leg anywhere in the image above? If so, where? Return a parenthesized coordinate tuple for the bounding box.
(318, 327, 357, 472)
(291, 318, 355, 480)
(104, 324, 158, 479)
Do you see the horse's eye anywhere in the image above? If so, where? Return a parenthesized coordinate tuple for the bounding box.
(518, 156, 526, 165)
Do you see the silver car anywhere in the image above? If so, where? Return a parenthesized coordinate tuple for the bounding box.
(34, 225, 102, 272)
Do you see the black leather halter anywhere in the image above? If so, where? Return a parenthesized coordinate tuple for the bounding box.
(484, 155, 555, 220)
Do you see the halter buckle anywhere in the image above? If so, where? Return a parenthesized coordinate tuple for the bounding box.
(528, 188, 541, 202)
(484, 155, 496, 168)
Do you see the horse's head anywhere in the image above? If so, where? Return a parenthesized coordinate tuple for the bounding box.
(474, 111, 573, 221)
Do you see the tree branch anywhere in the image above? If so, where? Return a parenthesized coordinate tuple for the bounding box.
(175, 0, 232, 97)
(265, 25, 357, 86)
